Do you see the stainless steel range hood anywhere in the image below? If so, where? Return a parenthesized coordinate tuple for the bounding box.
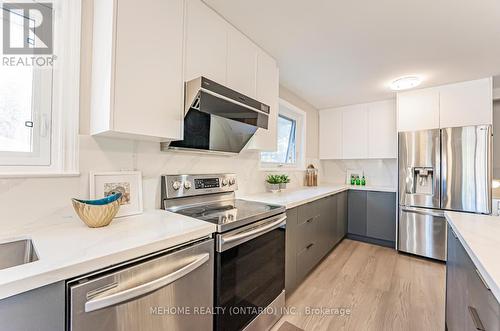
(162, 77, 270, 154)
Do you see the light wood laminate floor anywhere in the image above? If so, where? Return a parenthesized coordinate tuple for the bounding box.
(272, 239, 446, 331)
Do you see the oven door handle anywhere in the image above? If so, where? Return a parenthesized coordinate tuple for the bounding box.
(219, 215, 286, 250)
(84, 253, 209, 313)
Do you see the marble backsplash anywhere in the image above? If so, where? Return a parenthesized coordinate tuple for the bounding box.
(320, 159, 397, 188)
(0, 135, 318, 228)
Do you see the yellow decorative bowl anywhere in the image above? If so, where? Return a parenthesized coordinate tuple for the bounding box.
(71, 193, 122, 228)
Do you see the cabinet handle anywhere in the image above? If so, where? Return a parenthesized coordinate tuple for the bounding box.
(475, 269, 491, 291)
(306, 243, 314, 250)
(468, 306, 486, 331)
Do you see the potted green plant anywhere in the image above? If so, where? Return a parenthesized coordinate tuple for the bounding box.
(279, 174, 290, 190)
(266, 174, 282, 193)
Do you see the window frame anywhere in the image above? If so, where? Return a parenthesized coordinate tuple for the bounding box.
(0, 0, 81, 177)
(260, 98, 307, 170)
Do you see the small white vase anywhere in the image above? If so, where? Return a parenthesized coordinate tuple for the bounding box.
(267, 183, 280, 193)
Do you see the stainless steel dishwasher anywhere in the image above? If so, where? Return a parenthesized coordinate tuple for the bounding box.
(67, 238, 213, 331)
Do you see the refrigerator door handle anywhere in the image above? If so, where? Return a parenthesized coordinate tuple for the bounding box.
(401, 206, 445, 218)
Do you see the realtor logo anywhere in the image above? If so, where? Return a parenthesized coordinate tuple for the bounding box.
(2, 2, 53, 55)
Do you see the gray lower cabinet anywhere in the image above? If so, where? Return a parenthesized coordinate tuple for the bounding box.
(347, 190, 396, 247)
(446, 224, 500, 331)
(286, 192, 347, 295)
(366, 191, 396, 242)
(348, 191, 367, 236)
(0, 281, 65, 331)
(336, 191, 348, 244)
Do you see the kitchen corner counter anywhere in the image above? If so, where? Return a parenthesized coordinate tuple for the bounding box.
(239, 184, 396, 209)
(445, 211, 500, 302)
(0, 209, 216, 300)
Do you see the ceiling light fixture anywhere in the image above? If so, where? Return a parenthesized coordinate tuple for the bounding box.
(389, 76, 422, 91)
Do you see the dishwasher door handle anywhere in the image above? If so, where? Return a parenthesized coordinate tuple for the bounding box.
(84, 253, 210, 313)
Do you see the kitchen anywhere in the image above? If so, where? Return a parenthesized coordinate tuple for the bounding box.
(0, 0, 499, 331)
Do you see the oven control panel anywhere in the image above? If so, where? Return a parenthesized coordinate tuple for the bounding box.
(194, 178, 220, 189)
(162, 174, 237, 200)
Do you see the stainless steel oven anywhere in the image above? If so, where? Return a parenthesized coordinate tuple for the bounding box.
(162, 174, 287, 331)
(215, 213, 286, 331)
(67, 238, 214, 331)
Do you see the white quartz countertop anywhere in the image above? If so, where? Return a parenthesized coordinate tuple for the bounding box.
(239, 184, 396, 209)
(0, 209, 216, 300)
(445, 211, 500, 302)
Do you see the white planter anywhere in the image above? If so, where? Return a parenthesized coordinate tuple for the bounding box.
(267, 183, 280, 193)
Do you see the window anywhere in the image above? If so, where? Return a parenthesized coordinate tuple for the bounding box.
(0, 0, 81, 175)
(261, 99, 306, 168)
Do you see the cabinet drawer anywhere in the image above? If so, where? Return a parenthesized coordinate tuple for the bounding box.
(296, 216, 318, 252)
(468, 268, 500, 331)
(296, 242, 318, 282)
(298, 201, 320, 225)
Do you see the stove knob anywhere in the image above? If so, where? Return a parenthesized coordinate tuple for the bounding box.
(184, 181, 192, 190)
(229, 178, 236, 186)
(172, 181, 181, 190)
(222, 179, 228, 186)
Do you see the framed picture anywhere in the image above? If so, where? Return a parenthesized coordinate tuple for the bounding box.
(90, 171, 143, 217)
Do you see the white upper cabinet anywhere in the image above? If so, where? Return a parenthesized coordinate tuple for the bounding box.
(319, 108, 342, 159)
(184, 0, 228, 83)
(319, 100, 397, 160)
(185, 0, 279, 151)
(397, 87, 440, 132)
(91, 0, 184, 141)
(368, 100, 397, 158)
(247, 50, 279, 151)
(439, 78, 492, 128)
(342, 105, 369, 159)
(397, 77, 492, 132)
(226, 27, 257, 98)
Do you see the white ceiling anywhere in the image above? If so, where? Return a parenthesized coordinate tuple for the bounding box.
(205, 0, 500, 109)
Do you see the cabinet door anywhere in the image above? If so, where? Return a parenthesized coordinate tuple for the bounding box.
(440, 78, 492, 128)
(446, 226, 469, 331)
(319, 108, 342, 159)
(246, 51, 279, 151)
(397, 87, 440, 132)
(336, 191, 348, 243)
(227, 27, 257, 98)
(328, 195, 339, 247)
(368, 100, 397, 158)
(285, 207, 298, 294)
(366, 192, 396, 243)
(185, 0, 227, 83)
(342, 105, 368, 159)
(0, 282, 65, 331)
(348, 190, 367, 236)
(113, 0, 184, 140)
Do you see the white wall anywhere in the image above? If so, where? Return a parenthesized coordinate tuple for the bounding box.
(0, 0, 320, 228)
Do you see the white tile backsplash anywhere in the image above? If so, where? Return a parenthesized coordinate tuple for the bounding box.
(0, 135, 319, 228)
(320, 159, 397, 187)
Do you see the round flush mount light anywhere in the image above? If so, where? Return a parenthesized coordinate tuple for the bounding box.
(389, 76, 422, 91)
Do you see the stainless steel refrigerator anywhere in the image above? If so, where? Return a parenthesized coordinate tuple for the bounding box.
(398, 125, 492, 261)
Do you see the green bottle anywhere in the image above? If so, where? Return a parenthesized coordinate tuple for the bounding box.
(355, 176, 361, 185)
(350, 175, 355, 185)
(361, 176, 366, 186)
